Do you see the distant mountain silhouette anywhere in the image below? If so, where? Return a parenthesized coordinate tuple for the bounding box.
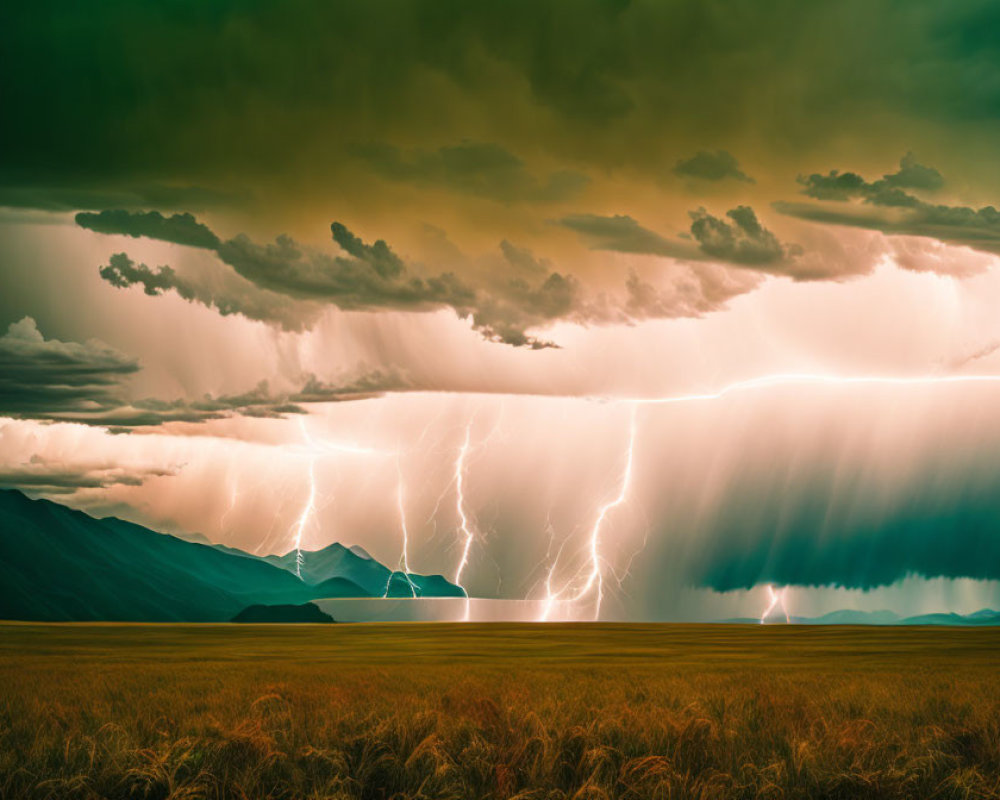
(721, 607, 1000, 626)
(260, 542, 466, 598)
(0, 489, 462, 621)
(812, 609, 900, 625)
(899, 610, 1000, 626)
(231, 602, 334, 623)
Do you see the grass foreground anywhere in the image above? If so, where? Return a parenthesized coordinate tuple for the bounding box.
(1, 623, 999, 799)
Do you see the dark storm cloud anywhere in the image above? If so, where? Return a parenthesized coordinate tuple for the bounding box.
(499, 240, 550, 275)
(7, 1, 1000, 203)
(85, 212, 472, 313)
(689, 470, 1000, 591)
(797, 153, 944, 204)
(771, 153, 1000, 259)
(0, 457, 175, 495)
(688, 206, 791, 266)
(76, 211, 221, 249)
(91, 374, 406, 429)
(98, 253, 323, 332)
(80, 209, 865, 344)
(560, 207, 794, 268)
(81, 210, 583, 348)
(350, 141, 589, 204)
(0, 317, 139, 417)
(558, 214, 694, 258)
(330, 222, 405, 278)
(673, 150, 754, 184)
(0, 184, 250, 213)
(0, 316, 404, 427)
(775, 197, 1000, 256)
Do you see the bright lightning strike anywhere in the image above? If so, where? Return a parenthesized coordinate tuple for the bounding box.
(617, 371, 1000, 407)
(292, 456, 317, 578)
(288, 416, 383, 580)
(760, 585, 790, 624)
(539, 405, 638, 621)
(384, 458, 419, 598)
(453, 422, 476, 616)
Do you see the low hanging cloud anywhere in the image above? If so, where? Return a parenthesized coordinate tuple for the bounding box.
(0, 317, 407, 427)
(75, 210, 221, 249)
(78, 210, 589, 348)
(0, 316, 139, 417)
(99, 252, 325, 332)
(560, 206, 795, 269)
(624, 264, 763, 321)
(78, 209, 801, 347)
(690, 473, 1000, 592)
(775, 154, 1000, 261)
(688, 206, 793, 266)
(798, 152, 944, 203)
(349, 141, 589, 204)
(0, 456, 176, 495)
(559, 213, 694, 258)
(673, 150, 754, 184)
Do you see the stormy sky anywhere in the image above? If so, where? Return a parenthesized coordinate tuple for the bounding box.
(3, 0, 1000, 620)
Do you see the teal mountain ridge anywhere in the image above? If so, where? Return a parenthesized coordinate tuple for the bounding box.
(0, 489, 463, 622)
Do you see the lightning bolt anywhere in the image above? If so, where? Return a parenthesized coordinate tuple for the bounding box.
(384, 457, 419, 598)
(539, 405, 638, 621)
(292, 457, 317, 578)
(760, 585, 790, 624)
(219, 473, 238, 536)
(289, 415, 382, 579)
(618, 371, 1000, 407)
(452, 422, 477, 617)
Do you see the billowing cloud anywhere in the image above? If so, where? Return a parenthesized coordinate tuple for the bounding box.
(558, 214, 694, 258)
(560, 207, 795, 268)
(775, 197, 1000, 258)
(0, 456, 175, 495)
(76, 210, 221, 249)
(85, 210, 759, 348)
(0, 316, 139, 417)
(776, 154, 1000, 261)
(688, 206, 792, 266)
(350, 141, 589, 204)
(0, 316, 404, 427)
(98, 253, 323, 332)
(798, 153, 944, 202)
(499, 240, 549, 275)
(673, 150, 754, 184)
(624, 265, 762, 320)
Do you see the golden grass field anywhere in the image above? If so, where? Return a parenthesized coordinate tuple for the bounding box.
(1, 623, 999, 799)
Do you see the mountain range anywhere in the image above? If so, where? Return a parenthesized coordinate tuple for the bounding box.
(725, 608, 1000, 625)
(0, 489, 463, 622)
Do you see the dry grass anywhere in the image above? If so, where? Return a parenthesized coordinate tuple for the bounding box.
(1, 623, 999, 799)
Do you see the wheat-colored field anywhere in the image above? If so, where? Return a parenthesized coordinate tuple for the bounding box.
(1, 623, 999, 799)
